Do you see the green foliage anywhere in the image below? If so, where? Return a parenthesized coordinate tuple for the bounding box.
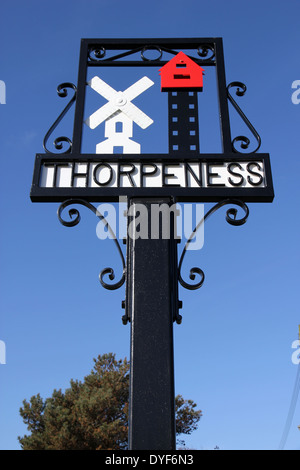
(18, 353, 202, 450)
(175, 395, 202, 436)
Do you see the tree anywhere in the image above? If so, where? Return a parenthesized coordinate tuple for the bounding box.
(18, 353, 202, 450)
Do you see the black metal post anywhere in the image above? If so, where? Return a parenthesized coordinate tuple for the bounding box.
(126, 197, 177, 450)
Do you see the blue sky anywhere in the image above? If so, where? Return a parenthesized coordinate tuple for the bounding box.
(0, 0, 300, 450)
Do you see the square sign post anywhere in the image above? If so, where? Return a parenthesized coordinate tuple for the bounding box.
(30, 38, 274, 450)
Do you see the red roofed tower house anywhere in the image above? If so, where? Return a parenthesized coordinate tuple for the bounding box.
(159, 51, 204, 154)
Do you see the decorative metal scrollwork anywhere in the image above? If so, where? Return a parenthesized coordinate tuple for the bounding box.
(87, 43, 215, 65)
(88, 46, 106, 61)
(43, 83, 77, 154)
(227, 82, 261, 154)
(159, 44, 215, 64)
(88, 46, 144, 63)
(197, 44, 215, 62)
(57, 199, 126, 291)
(178, 199, 249, 291)
(141, 45, 163, 61)
(160, 44, 215, 64)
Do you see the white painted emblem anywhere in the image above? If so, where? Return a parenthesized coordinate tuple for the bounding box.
(85, 76, 154, 154)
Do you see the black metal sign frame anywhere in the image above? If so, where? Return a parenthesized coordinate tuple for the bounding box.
(30, 37, 274, 204)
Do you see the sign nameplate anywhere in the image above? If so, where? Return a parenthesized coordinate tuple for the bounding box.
(30, 153, 274, 203)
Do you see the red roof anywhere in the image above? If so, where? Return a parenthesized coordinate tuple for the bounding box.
(159, 51, 204, 91)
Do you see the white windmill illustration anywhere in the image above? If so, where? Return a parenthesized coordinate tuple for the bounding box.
(85, 76, 154, 154)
